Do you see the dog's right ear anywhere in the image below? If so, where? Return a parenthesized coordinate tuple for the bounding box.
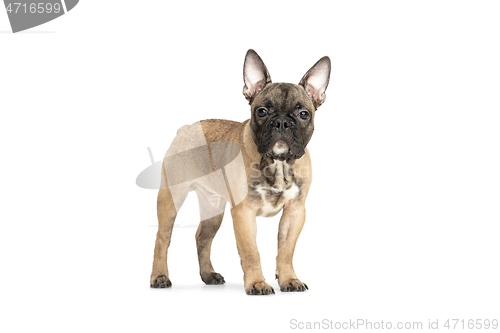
(243, 49, 272, 102)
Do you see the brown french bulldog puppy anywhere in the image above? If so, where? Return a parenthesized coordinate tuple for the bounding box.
(150, 49, 331, 295)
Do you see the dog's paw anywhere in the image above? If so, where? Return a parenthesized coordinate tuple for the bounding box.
(201, 272, 225, 285)
(245, 281, 275, 295)
(279, 278, 308, 292)
(150, 275, 172, 288)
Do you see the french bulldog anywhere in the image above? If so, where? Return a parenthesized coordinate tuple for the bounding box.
(150, 49, 331, 295)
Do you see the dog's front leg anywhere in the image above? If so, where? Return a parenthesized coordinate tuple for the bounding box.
(276, 202, 308, 292)
(231, 205, 275, 295)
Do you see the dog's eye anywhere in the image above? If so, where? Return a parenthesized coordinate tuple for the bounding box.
(256, 108, 268, 117)
(299, 111, 310, 120)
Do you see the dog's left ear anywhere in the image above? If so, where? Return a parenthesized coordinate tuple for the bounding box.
(299, 56, 331, 108)
(243, 49, 272, 102)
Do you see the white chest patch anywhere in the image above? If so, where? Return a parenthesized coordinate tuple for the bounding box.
(282, 182, 300, 201)
(256, 182, 300, 217)
(252, 159, 301, 217)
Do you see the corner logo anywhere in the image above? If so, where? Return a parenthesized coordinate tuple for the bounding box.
(3, 0, 78, 33)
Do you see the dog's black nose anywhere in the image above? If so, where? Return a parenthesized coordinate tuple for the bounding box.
(272, 118, 291, 130)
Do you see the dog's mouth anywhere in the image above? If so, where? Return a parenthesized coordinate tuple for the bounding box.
(255, 116, 306, 161)
(262, 138, 302, 161)
(258, 138, 291, 161)
(257, 132, 306, 159)
(272, 140, 289, 156)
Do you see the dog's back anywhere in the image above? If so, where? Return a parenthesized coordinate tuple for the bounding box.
(160, 119, 248, 220)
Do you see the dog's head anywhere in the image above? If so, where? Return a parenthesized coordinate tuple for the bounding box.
(243, 49, 331, 161)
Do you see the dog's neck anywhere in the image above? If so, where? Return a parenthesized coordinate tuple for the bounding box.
(258, 157, 294, 193)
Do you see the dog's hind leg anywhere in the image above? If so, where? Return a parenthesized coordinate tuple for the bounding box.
(150, 163, 188, 288)
(195, 189, 227, 285)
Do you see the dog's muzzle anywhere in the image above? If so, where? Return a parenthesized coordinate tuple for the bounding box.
(258, 115, 305, 160)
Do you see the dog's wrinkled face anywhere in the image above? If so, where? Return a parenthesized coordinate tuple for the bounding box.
(243, 50, 331, 161)
(250, 83, 314, 160)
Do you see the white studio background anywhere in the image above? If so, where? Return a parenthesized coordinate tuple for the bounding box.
(1, 1, 499, 332)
